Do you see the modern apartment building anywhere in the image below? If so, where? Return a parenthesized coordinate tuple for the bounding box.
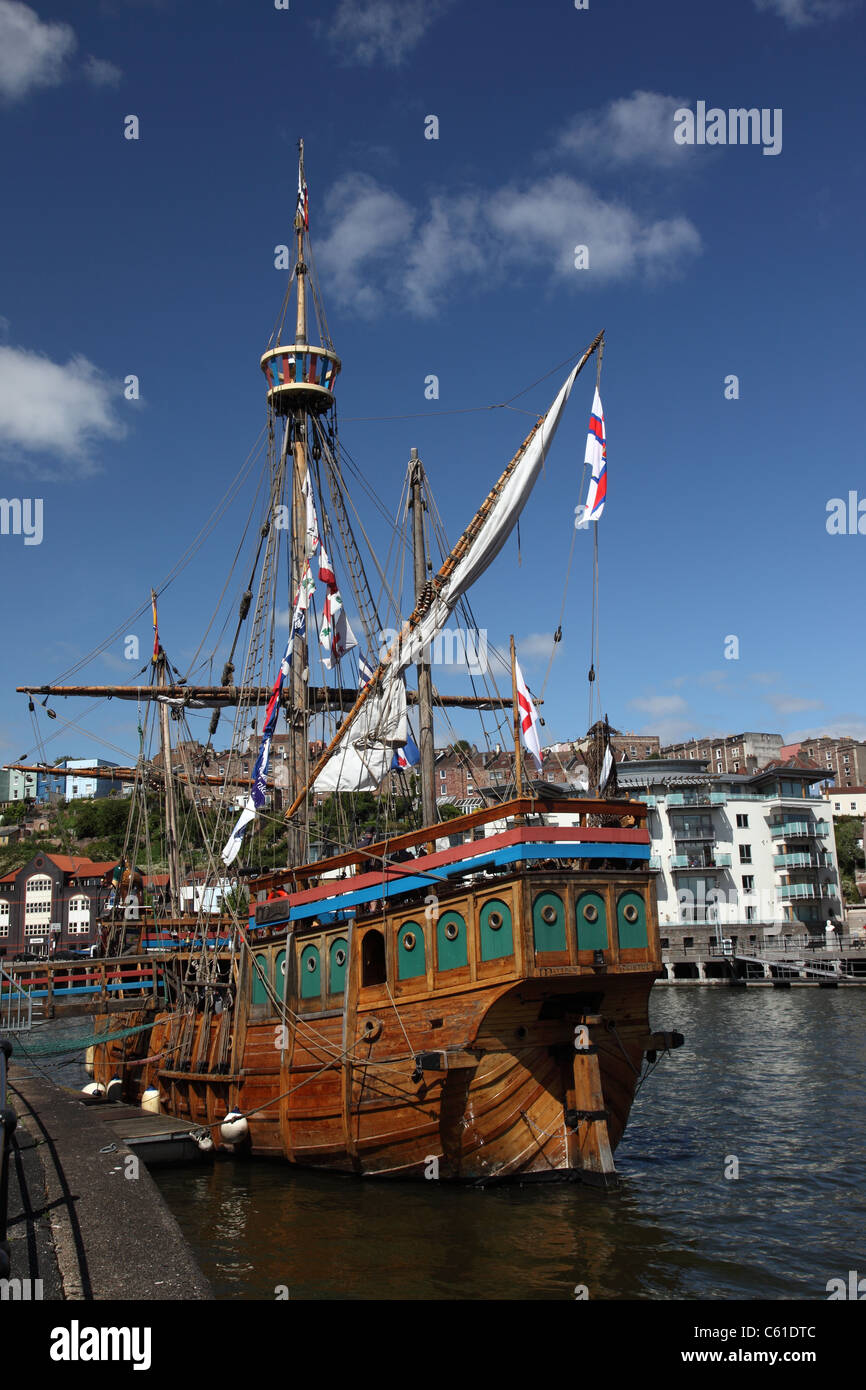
(615, 757, 842, 954)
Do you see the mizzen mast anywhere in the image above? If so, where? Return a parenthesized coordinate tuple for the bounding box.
(408, 449, 436, 829)
(151, 590, 182, 917)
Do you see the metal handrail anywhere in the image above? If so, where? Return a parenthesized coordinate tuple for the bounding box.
(0, 965, 32, 1033)
(0, 1037, 17, 1278)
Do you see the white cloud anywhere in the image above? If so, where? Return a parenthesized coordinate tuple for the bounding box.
(316, 173, 415, 316)
(487, 175, 700, 283)
(83, 54, 122, 87)
(765, 694, 824, 715)
(644, 715, 702, 744)
(403, 194, 487, 318)
(788, 716, 866, 742)
(327, 0, 454, 66)
(516, 632, 560, 665)
(316, 172, 700, 318)
(753, 0, 858, 26)
(0, 345, 127, 474)
(0, 0, 75, 101)
(557, 90, 693, 169)
(629, 694, 689, 718)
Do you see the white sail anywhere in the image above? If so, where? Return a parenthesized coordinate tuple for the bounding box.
(312, 743, 394, 794)
(312, 675, 407, 793)
(308, 360, 581, 799)
(391, 361, 581, 674)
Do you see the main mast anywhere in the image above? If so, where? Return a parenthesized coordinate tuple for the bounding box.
(260, 139, 341, 866)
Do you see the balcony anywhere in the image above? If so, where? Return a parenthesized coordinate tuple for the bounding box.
(777, 883, 838, 901)
(773, 852, 832, 869)
(672, 826, 716, 841)
(667, 791, 727, 807)
(771, 821, 830, 840)
(649, 853, 661, 869)
(671, 852, 731, 870)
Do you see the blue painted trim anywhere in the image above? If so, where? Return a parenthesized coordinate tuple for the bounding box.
(259, 841, 650, 925)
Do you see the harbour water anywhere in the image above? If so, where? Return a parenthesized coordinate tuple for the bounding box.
(142, 988, 866, 1301)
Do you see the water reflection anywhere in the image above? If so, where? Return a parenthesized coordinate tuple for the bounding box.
(16, 992, 866, 1299)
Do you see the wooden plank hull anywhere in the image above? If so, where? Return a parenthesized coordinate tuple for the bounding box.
(92, 863, 669, 1182)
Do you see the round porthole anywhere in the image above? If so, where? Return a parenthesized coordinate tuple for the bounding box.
(444, 922, 459, 941)
(583, 903, 599, 923)
(305, 955, 317, 972)
(488, 911, 503, 931)
(334, 948, 347, 968)
(540, 904, 558, 925)
(402, 932, 416, 951)
(623, 903, 640, 924)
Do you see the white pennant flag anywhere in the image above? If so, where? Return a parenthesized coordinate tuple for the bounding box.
(319, 587, 357, 669)
(515, 656, 543, 769)
(302, 472, 320, 554)
(599, 744, 614, 792)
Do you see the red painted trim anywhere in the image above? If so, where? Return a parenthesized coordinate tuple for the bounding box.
(286, 824, 649, 909)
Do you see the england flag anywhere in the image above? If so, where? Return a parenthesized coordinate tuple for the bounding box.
(515, 657, 543, 770)
(578, 388, 607, 525)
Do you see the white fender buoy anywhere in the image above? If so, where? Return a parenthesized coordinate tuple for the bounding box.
(219, 1110, 249, 1144)
(105, 1076, 123, 1103)
(196, 1133, 215, 1154)
(84, 1046, 95, 1077)
(141, 1088, 161, 1114)
(82, 1082, 106, 1098)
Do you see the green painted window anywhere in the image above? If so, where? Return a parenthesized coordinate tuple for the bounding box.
(251, 950, 270, 1005)
(576, 892, 608, 951)
(479, 898, 513, 962)
(329, 937, 349, 995)
(532, 891, 566, 952)
(617, 891, 648, 949)
(397, 920, 426, 980)
(300, 944, 321, 998)
(275, 948, 287, 1001)
(436, 911, 467, 970)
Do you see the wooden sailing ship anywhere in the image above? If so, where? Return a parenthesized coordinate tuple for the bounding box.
(17, 143, 682, 1183)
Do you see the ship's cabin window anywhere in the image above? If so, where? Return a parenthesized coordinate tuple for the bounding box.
(361, 929, 386, 987)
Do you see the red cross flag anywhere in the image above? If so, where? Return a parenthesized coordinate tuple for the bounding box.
(515, 656, 543, 769)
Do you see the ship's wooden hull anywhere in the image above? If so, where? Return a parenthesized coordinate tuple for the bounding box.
(93, 859, 669, 1183)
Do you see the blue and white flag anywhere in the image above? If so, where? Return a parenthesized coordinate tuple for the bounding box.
(358, 653, 376, 687)
(391, 733, 420, 771)
(221, 582, 308, 867)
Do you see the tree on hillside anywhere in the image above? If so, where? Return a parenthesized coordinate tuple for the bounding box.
(834, 816, 865, 878)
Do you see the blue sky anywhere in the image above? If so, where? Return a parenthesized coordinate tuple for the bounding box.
(1, 0, 864, 771)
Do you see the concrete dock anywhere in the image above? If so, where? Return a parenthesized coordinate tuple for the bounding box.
(4, 1068, 212, 1300)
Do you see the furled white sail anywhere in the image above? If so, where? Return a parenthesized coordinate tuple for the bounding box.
(310, 361, 580, 796)
(312, 743, 394, 794)
(391, 361, 581, 674)
(312, 675, 407, 793)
